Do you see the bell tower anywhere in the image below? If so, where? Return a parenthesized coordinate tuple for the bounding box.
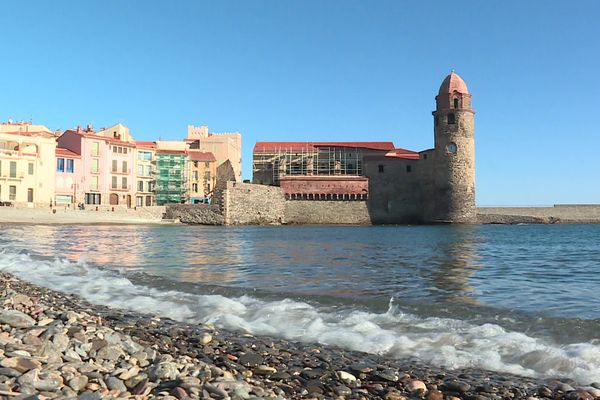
(431, 71, 476, 223)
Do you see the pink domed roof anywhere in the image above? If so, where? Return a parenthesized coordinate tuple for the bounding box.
(438, 71, 469, 95)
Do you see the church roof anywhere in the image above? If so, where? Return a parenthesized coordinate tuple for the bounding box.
(438, 71, 469, 95)
(254, 141, 396, 152)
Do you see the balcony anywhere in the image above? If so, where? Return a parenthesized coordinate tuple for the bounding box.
(111, 169, 131, 175)
(110, 185, 131, 191)
(0, 172, 25, 180)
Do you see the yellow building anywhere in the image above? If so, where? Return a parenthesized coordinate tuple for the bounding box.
(0, 121, 57, 207)
(187, 150, 217, 203)
(186, 125, 242, 182)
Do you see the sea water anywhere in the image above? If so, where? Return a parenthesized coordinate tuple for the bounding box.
(1, 224, 599, 383)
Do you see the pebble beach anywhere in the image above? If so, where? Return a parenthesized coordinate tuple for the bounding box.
(1, 271, 598, 400)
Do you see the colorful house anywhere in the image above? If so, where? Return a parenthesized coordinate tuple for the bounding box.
(57, 125, 136, 207)
(0, 121, 57, 207)
(135, 141, 156, 207)
(186, 150, 216, 203)
(55, 147, 82, 205)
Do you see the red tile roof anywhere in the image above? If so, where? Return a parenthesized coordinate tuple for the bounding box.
(63, 129, 135, 146)
(439, 71, 469, 95)
(56, 147, 81, 158)
(187, 151, 216, 162)
(135, 141, 157, 149)
(253, 141, 396, 152)
(156, 149, 186, 155)
(0, 130, 54, 138)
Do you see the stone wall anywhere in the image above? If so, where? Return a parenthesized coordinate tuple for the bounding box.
(164, 204, 224, 225)
(363, 157, 423, 224)
(285, 200, 370, 224)
(224, 182, 286, 225)
(223, 182, 371, 225)
(478, 205, 600, 224)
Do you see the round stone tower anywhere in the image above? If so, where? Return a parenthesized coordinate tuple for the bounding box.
(431, 71, 476, 223)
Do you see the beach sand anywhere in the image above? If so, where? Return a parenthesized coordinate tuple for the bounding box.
(0, 206, 174, 225)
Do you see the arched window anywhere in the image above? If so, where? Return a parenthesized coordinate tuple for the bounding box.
(447, 113, 455, 124)
(454, 98, 459, 109)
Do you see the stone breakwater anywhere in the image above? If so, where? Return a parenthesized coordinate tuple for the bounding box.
(0, 273, 599, 400)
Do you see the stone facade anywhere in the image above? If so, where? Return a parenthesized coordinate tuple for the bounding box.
(223, 182, 286, 225)
(285, 200, 370, 224)
(248, 72, 477, 225)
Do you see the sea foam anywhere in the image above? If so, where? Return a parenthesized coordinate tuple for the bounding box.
(1, 249, 599, 384)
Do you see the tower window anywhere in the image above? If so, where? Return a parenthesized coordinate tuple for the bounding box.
(406, 165, 412, 173)
(378, 164, 384, 173)
(454, 98, 459, 109)
(447, 113, 455, 124)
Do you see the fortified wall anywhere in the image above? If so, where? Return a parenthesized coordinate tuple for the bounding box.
(222, 182, 370, 225)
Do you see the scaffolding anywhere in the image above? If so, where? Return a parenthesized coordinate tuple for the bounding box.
(155, 153, 188, 204)
(253, 146, 363, 185)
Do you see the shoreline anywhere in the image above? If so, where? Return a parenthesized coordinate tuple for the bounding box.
(0, 272, 596, 399)
(0, 207, 176, 225)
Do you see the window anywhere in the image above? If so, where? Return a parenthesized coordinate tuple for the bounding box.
(122, 161, 127, 173)
(192, 171, 198, 180)
(193, 161, 198, 167)
(406, 165, 412, 173)
(138, 165, 144, 176)
(10, 161, 17, 178)
(447, 113, 455, 124)
(85, 193, 101, 205)
(9, 186, 16, 200)
(121, 177, 127, 189)
(56, 158, 65, 173)
(138, 181, 144, 192)
(205, 162, 210, 168)
(192, 183, 198, 193)
(454, 98, 459, 109)
(91, 176, 98, 190)
(138, 151, 151, 161)
(91, 159, 99, 173)
(123, 147, 128, 155)
(118, 147, 123, 154)
(28, 163, 34, 175)
(92, 142, 99, 156)
(136, 196, 143, 207)
(27, 188, 33, 203)
(66, 159, 74, 173)
(423, 153, 428, 160)
(378, 164, 384, 173)
(112, 160, 118, 172)
(113, 146, 118, 153)
(112, 176, 117, 189)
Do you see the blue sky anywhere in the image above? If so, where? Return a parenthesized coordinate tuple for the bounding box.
(2, 1, 598, 205)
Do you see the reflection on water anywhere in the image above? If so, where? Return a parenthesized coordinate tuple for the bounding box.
(2, 223, 600, 320)
(426, 227, 482, 305)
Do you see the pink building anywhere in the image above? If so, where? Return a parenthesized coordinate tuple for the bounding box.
(57, 127, 136, 207)
(54, 147, 82, 205)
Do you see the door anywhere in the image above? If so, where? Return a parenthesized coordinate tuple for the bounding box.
(127, 195, 132, 208)
(109, 193, 119, 205)
(27, 188, 33, 203)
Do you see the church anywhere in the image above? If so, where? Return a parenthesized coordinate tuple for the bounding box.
(251, 72, 476, 224)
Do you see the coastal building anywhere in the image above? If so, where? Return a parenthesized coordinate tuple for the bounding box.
(186, 150, 217, 203)
(155, 141, 188, 205)
(251, 71, 476, 223)
(0, 121, 57, 207)
(135, 142, 156, 207)
(55, 147, 82, 206)
(57, 125, 137, 207)
(186, 125, 242, 183)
